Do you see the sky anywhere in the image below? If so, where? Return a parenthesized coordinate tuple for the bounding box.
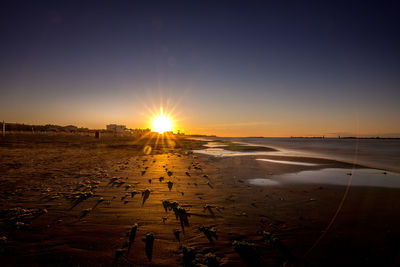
(1, 0, 399, 137)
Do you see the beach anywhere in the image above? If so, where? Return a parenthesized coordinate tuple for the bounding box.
(0, 134, 399, 266)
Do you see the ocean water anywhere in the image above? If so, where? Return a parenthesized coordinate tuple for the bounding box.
(200, 137, 400, 173)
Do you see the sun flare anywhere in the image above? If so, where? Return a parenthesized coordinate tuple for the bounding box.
(152, 111, 173, 134)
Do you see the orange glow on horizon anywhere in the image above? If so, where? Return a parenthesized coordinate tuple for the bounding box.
(151, 108, 174, 134)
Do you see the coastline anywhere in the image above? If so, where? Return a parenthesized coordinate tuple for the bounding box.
(0, 134, 399, 266)
(199, 137, 400, 173)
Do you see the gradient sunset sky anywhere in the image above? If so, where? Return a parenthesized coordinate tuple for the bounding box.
(1, 0, 399, 137)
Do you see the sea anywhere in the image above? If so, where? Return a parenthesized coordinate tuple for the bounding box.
(193, 137, 400, 173)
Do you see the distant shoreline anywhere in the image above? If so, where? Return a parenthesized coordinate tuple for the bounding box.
(232, 136, 400, 140)
(1, 122, 399, 139)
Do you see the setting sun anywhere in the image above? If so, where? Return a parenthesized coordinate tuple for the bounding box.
(152, 111, 173, 134)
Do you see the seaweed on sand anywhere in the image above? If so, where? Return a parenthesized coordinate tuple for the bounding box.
(185, 171, 191, 177)
(180, 246, 220, 266)
(108, 177, 125, 187)
(142, 232, 155, 261)
(127, 223, 138, 254)
(130, 190, 140, 198)
(70, 191, 94, 209)
(203, 204, 216, 217)
(167, 181, 174, 191)
(162, 200, 171, 212)
(232, 240, 263, 265)
(92, 197, 104, 209)
(199, 226, 218, 243)
(159, 176, 165, 182)
(108, 177, 119, 184)
(171, 201, 180, 212)
(2, 208, 48, 225)
(262, 231, 292, 260)
(80, 208, 92, 219)
(204, 253, 220, 267)
(207, 182, 214, 189)
(116, 180, 125, 187)
(173, 228, 181, 241)
(181, 245, 196, 266)
(114, 248, 126, 263)
(121, 193, 130, 201)
(161, 200, 190, 232)
(175, 206, 190, 232)
(125, 184, 132, 190)
(142, 189, 151, 206)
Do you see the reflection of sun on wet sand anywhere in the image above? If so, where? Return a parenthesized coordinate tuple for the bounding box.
(0, 134, 399, 266)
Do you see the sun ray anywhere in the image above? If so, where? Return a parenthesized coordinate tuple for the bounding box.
(151, 108, 174, 134)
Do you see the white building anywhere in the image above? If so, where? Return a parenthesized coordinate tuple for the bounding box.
(106, 124, 126, 133)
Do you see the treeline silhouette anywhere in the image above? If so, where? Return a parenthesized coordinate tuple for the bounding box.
(2, 123, 87, 132)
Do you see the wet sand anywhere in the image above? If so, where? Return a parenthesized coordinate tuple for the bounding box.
(0, 134, 399, 266)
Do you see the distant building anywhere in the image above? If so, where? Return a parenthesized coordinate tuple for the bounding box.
(127, 128, 151, 136)
(106, 124, 126, 133)
(64, 125, 78, 132)
(46, 126, 60, 132)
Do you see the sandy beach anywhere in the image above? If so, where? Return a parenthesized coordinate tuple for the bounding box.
(0, 134, 399, 266)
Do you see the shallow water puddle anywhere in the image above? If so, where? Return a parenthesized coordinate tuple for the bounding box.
(248, 168, 400, 188)
(256, 158, 318, 166)
(192, 147, 283, 157)
(248, 178, 280, 186)
(193, 141, 309, 157)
